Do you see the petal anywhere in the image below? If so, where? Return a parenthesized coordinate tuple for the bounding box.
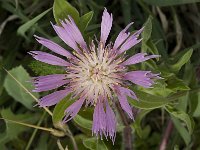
(63, 97, 85, 122)
(122, 53, 160, 65)
(28, 51, 71, 66)
(62, 16, 88, 50)
(51, 23, 80, 53)
(118, 27, 144, 55)
(105, 102, 116, 143)
(92, 101, 107, 139)
(100, 8, 113, 45)
(38, 88, 71, 107)
(34, 35, 74, 58)
(114, 85, 137, 119)
(124, 71, 158, 88)
(113, 22, 133, 50)
(32, 74, 67, 83)
(33, 79, 69, 92)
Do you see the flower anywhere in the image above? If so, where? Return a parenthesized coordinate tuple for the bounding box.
(29, 8, 160, 143)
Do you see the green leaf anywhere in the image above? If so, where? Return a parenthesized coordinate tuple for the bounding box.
(142, 16, 153, 42)
(83, 137, 108, 150)
(172, 117, 191, 145)
(53, 0, 79, 25)
(17, 8, 52, 38)
(73, 114, 92, 131)
(192, 92, 200, 117)
(52, 94, 74, 125)
(0, 109, 38, 145)
(170, 49, 193, 72)
(166, 76, 190, 92)
(79, 11, 94, 32)
(4, 66, 39, 109)
(29, 61, 65, 76)
(132, 110, 152, 138)
(165, 105, 194, 134)
(143, 0, 200, 6)
(128, 90, 169, 109)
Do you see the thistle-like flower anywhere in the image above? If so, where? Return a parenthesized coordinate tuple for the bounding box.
(29, 8, 160, 142)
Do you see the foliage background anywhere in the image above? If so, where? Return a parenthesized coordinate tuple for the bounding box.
(0, 0, 200, 149)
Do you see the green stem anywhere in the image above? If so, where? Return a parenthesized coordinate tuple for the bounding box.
(25, 111, 46, 150)
(65, 126, 78, 150)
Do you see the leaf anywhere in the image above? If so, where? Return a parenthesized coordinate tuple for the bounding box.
(83, 137, 108, 150)
(17, 8, 52, 38)
(79, 11, 94, 32)
(143, 0, 200, 6)
(53, 0, 79, 25)
(142, 16, 153, 42)
(172, 117, 191, 145)
(166, 75, 190, 92)
(29, 61, 65, 76)
(132, 110, 152, 138)
(128, 90, 169, 109)
(192, 92, 200, 117)
(170, 49, 193, 72)
(52, 94, 73, 125)
(165, 105, 194, 134)
(4, 66, 39, 109)
(0, 109, 38, 145)
(73, 114, 92, 131)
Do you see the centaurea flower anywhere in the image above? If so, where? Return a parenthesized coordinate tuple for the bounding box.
(29, 8, 160, 143)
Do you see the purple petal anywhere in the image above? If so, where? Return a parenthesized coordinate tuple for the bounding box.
(33, 79, 69, 92)
(114, 85, 137, 119)
(39, 88, 71, 107)
(28, 51, 71, 66)
(61, 16, 88, 50)
(100, 8, 113, 45)
(34, 35, 74, 58)
(92, 101, 107, 139)
(113, 22, 133, 50)
(122, 53, 160, 65)
(51, 23, 80, 53)
(105, 102, 116, 143)
(63, 97, 85, 122)
(32, 74, 67, 83)
(118, 28, 144, 55)
(124, 71, 160, 88)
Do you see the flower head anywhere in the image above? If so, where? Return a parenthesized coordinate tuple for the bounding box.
(29, 8, 160, 143)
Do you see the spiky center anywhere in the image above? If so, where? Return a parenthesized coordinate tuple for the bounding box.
(67, 42, 126, 104)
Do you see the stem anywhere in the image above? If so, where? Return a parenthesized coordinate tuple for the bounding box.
(0, 118, 54, 132)
(4, 68, 53, 116)
(159, 120, 173, 150)
(66, 127, 78, 150)
(115, 101, 133, 150)
(25, 111, 46, 150)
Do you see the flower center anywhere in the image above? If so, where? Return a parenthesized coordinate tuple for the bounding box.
(67, 42, 126, 103)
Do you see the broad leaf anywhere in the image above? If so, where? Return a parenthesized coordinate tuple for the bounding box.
(73, 114, 92, 131)
(172, 117, 191, 145)
(80, 11, 94, 32)
(0, 109, 38, 145)
(52, 94, 74, 125)
(128, 90, 169, 109)
(142, 16, 153, 42)
(170, 49, 193, 72)
(4, 66, 39, 109)
(53, 0, 79, 25)
(165, 105, 194, 134)
(83, 137, 108, 150)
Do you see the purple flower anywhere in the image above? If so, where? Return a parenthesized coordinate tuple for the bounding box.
(29, 8, 160, 142)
